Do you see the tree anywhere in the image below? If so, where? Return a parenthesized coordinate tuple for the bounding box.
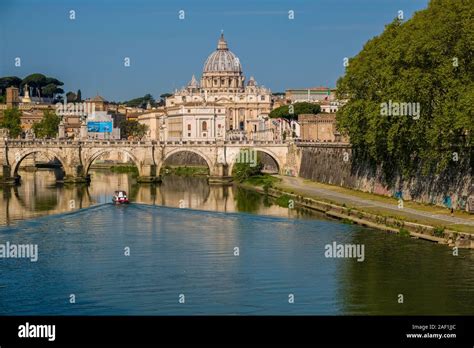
(21, 74, 47, 97)
(76, 89, 82, 102)
(158, 93, 172, 106)
(66, 91, 77, 103)
(269, 102, 321, 120)
(42, 83, 64, 98)
(32, 110, 61, 138)
(125, 94, 156, 108)
(336, 0, 473, 179)
(0, 76, 22, 95)
(0, 108, 22, 138)
(120, 120, 148, 139)
(232, 151, 264, 182)
(20, 74, 64, 99)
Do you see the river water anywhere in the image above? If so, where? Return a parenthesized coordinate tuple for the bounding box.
(0, 169, 473, 315)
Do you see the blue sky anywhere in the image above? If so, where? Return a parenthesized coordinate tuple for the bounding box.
(0, 0, 429, 102)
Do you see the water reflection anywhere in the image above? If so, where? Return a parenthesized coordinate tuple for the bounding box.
(0, 169, 473, 315)
(0, 169, 316, 226)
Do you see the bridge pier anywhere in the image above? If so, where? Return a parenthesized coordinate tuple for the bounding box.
(208, 163, 233, 184)
(137, 164, 161, 183)
(1, 164, 19, 185)
(63, 164, 89, 184)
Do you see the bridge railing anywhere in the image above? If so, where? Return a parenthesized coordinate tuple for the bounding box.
(3, 139, 289, 146)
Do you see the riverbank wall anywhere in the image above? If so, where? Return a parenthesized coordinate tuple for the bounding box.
(240, 182, 474, 249)
(297, 144, 472, 210)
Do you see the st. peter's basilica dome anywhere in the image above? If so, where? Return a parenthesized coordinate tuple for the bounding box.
(203, 33, 242, 73)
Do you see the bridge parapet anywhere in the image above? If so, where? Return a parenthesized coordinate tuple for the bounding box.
(1, 139, 295, 185)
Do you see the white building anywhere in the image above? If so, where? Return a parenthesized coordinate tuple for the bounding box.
(164, 103, 226, 141)
(164, 33, 273, 137)
(139, 33, 277, 142)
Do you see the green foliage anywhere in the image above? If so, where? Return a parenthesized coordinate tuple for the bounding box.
(32, 110, 60, 138)
(399, 228, 410, 237)
(234, 187, 261, 213)
(19, 74, 64, 99)
(120, 120, 148, 139)
(66, 91, 77, 102)
(22, 73, 47, 97)
(125, 94, 155, 108)
(243, 174, 280, 188)
(1, 74, 64, 99)
(0, 76, 22, 94)
(433, 226, 445, 237)
(109, 165, 139, 175)
(336, 0, 473, 179)
(0, 108, 22, 138)
(269, 102, 321, 120)
(162, 166, 209, 176)
(232, 153, 264, 182)
(275, 194, 292, 208)
(41, 83, 64, 98)
(76, 89, 82, 102)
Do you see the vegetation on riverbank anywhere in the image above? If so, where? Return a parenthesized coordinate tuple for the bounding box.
(277, 181, 471, 234)
(109, 165, 139, 175)
(336, 0, 472, 180)
(238, 173, 473, 248)
(243, 174, 280, 193)
(161, 166, 209, 176)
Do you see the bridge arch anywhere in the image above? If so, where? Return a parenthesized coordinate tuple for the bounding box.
(158, 148, 214, 175)
(228, 148, 282, 176)
(11, 149, 68, 181)
(84, 148, 142, 177)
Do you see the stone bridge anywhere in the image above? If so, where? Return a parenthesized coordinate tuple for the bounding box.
(0, 139, 301, 184)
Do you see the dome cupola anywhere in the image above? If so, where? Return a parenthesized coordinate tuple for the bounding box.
(203, 33, 242, 73)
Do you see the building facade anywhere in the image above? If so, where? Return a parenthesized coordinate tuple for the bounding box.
(286, 87, 336, 103)
(163, 34, 273, 139)
(299, 113, 339, 142)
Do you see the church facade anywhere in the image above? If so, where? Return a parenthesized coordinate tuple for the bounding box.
(157, 33, 273, 141)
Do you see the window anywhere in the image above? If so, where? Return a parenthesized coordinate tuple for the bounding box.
(188, 109, 191, 113)
(202, 121, 207, 131)
(260, 96, 265, 101)
(239, 121, 244, 130)
(187, 124, 191, 131)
